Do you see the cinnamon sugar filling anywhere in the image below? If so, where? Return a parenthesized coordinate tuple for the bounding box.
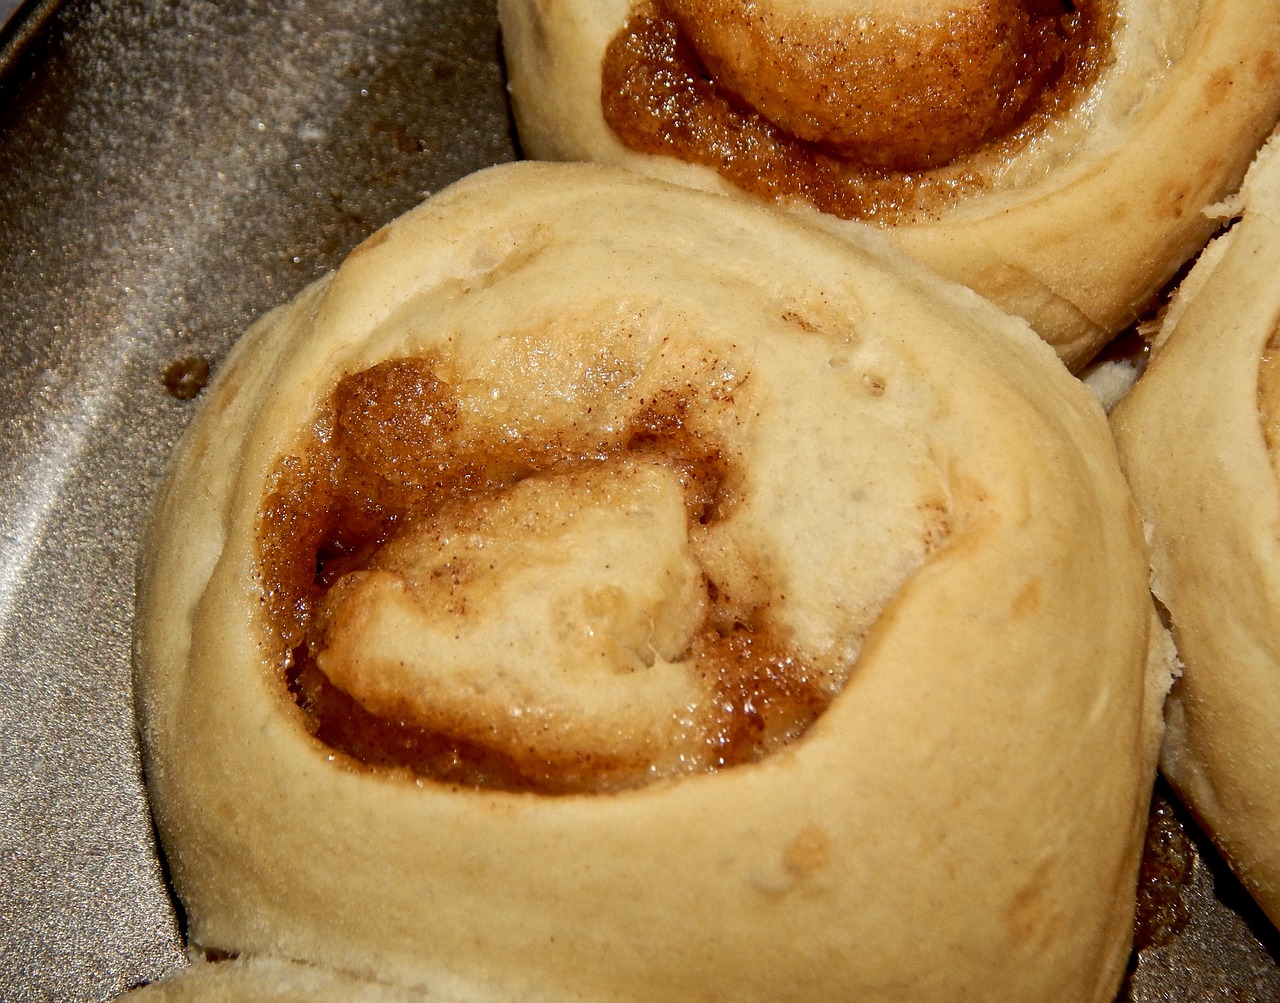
(255, 358, 834, 794)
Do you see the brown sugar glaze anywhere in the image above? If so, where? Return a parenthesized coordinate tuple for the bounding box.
(602, 1, 1113, 224)
(256, 357, 831, 794)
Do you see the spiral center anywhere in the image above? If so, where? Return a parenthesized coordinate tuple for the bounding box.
(664, 0, 1080, 170)
(601, 0, 1109, 219)
(311, 458, 713, 775)
(256, 357, 836, 793)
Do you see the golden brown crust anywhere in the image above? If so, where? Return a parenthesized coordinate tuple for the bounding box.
(136, 162, 1164, 1001)
(1112, 133, 1280, 929)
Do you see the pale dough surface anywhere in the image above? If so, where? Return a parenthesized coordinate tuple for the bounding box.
(1112, 132, 1280, 928)
(499, 0, 1280, 368)
(120, 958, 429, 1002)
(136, 162, 1166, 1002)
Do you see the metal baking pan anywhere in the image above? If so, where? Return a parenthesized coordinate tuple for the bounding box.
(0, 2, 1275, 1000)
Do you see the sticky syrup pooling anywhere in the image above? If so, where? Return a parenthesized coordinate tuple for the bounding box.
(602, 0, 1113, 223)
(256, 358, 835, 794)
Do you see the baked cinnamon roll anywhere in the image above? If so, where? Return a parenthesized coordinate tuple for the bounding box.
(498, 0, 1280, 368)
(1112, 132, 1280, 930)
(135, 162, 1168, 1001)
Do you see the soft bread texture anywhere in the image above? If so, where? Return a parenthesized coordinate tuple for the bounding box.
(498, 0, 1280, 368)
(1112, 132, 1280, 929)
(135, 162, 1166, 1001)
(120, 958, 428, 1002)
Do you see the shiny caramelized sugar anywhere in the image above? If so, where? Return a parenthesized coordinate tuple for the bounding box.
(257, 359, 833, 794)
(602, 0, 1113, 222)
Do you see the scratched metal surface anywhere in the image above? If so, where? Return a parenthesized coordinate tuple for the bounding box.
(0, 1, 1274, 1001)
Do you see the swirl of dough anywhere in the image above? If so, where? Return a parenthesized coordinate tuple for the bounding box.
(263, 347, 945, 792)
(659, 0, 1080, 170)
(499, 0, 1280, 367)
(1112, 132, 1280, 929)
(136, 162, 1166, 1001)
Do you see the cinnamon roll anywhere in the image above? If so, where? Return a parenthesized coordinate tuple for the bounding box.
(498, 0, 1280, 368)
(135, 162, 1168, 1001)
(1112, 132, 1280, 929)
